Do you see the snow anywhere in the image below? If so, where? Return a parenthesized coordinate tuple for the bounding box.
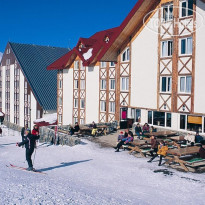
(34, 113, 57, 125)
(0, 52, 3, 62)
(83, 48, 93, 60)
(0, 126, 205, 205)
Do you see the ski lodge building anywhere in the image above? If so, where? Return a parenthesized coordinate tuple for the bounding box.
(0, 42, 69, 128)
(50, 0, 204, 134)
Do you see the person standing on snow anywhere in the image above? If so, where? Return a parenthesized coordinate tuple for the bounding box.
(16, 129, 40, 171)
(32, 124, 39, 148)
(21, 124, 28, 142)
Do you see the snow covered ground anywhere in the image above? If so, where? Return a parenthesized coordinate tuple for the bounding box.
(0, 127, 205, 205)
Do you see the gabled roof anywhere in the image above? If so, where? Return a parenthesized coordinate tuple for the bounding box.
(47, 27, 120, 70)
(98, 0, 160, 61)
(9, 42, 69, 110)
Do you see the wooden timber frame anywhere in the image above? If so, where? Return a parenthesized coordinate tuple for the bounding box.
(57, 70, 63, 126)
(72, 59, 86, 125)
(157, 0, 196, 114)
(99, 62, 117, 123)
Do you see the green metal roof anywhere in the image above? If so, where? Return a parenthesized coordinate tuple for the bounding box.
(9, 42, 69, 110)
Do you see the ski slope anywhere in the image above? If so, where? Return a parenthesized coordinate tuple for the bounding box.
(0, 127, 205, 205)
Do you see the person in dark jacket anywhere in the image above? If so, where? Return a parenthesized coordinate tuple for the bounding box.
(114, 131, 134, 152)
(70, 122, 80, 135)
(195, 132, 203, 143)
(16, 129, 40, 171)
(135, 123, 142, 139)
(149, 135, 159, 157)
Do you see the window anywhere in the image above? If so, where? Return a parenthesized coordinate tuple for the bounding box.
(109, 102, 115, 113)
(136, 109, 141, 122)
(58, 115, 62, 123)
(80, 119, 84, 125)
(110, 62, 115, 67)
(80, 99, 85, 109)
(74, 99, 78, 108)
(37, 110, 41, 119)
(59, 80, 62, 89)
(101, 79, 106, 90)
(121, 77, 129, 91)
(148, 111, 153, 124)
(187, 115, 202, 132)
(161, 76, 172, 92)
(6, 59, 10, 65)
(180, 115, 186, 129)
(80, 61, 85, 70)
(6, 48, 10, 54)
(162, 4, 173, 22)
(80, 80, 85, 89)
(180, 37, 192, 55)
(74, 117, 78, 123)
(110, 79, 115, 90)
(166, 113, 172, 127)
(100, 101, 106, 112)
(101, 62, 107, 68)
(153, 111, 165, 126)
(122, 48, 130, 62)
(179, 76, 192, 93)
(58, 97, 62, 106)
(74, 80, 78, 89)
(161, 40, 173, 57)
(181, 0, 193, 17)
(74, 61, 79, 70)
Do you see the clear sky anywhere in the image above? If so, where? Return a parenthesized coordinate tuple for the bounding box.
(0, 0, 137, 53)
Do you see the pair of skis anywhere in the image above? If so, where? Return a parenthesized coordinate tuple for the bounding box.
(7, 164, 46, 175)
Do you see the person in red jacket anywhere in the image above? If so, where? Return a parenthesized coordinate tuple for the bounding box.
(32, 125, 39, 148)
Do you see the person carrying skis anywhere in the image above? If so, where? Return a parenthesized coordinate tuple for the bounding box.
(16, 128, 40, 171)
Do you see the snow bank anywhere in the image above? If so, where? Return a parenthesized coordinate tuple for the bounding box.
(0, 127, 205, 204)
(34, 113, 57, 125)
(83, 48, 93, 60)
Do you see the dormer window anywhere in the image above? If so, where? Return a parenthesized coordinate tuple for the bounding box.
(121, 48, 130, 62)
(104, 36, 109, 43)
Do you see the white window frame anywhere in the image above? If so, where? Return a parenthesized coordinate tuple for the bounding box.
(101, 62, 107, 68)
(101, 79, 106, 90)
(121, 48, 130, 62)
(160, 76, 172, 93)
(80, 80, 85, 89)
(100, 101, 106, 112)
(121, 77, 129, 91)
(80, 99, 85, 109)
(180, 37, 192, 55)
(179, 76, 192, 93)
(74, 61, 79, 70)
(109, 102, 115, 113)
(109, 79, 115, 90)
(74, 99, 78, 108)
(161, 40, 173, 57)
(74, 80, 78, 89)
(162, 4, 173, 22)
(180, 0, 193, 18)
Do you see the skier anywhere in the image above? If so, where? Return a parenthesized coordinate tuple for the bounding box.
(21, 124, 28, 142)
(16, 128, 40, 171)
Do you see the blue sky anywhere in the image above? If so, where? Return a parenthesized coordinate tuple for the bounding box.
(0, 0, 137, 53)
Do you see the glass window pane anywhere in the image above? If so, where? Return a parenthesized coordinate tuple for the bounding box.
(187, 37, 192, 54)
(169, 5, 173, 20)
(162, 41, 167, 57)
(188, 0, 193, 16)
(181, 39, 186, 54)
(186, 76, 192, 93)
(163, 7, 168, 21)
(180, 77, 185, 92)
(127, 48, 130, 61)
(153, 111, 165, 126)
(166, 113, 172, 127)
(182, 2, 187, 17)
(161, 77, 167, 92)
(168, 77, 172, 91)
(168, 41, 173, 56)
(136, 109, 141, 122)
(148, 111, 153, 124)
(180, 115, 186, 129)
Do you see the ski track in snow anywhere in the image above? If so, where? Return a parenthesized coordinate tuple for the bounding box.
(0, 127, 205, 205)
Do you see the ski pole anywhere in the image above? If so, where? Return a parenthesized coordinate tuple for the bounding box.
(33, 148, 37, 167)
